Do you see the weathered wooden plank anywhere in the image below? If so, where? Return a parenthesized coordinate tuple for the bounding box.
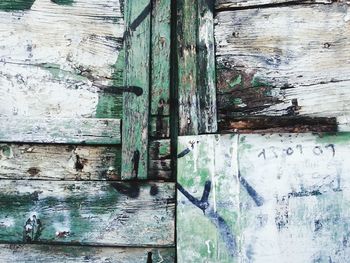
(0, 180, 175, 246)
(122, 0, 151, 179)
(0, 144, 120, 180)
(0, 0, 124, 119)
(219, 116, 338, 133)
(149, 139, 172, 179)
(151, 0, 171, 117)
(215, 4, 350, 131)
(177, 133, 350, 261)
(197, 0, 217, 133)
(177, 0, 199, 135)
(177, 134, 239, 262)
(177, 0, 217, 135)
(0, 117, 121, 144)
(237, 133, 350, 262)
(215, 0, 319, 9)
(0, 244, 175, 262)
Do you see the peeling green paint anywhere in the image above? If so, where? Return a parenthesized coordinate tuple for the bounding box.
(228, 75, 242, 88)
(316, 132, 350, 144)
(251, 75, 272, 88)
(0, 0, 36, 11)
(51, 0, 74, 6)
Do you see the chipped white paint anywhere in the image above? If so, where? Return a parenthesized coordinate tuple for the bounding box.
(0, 117, 121, 144)
(0, 0, 124, 118)
(215, 4, 350, 128)
(0, 180, 175, 246)
(0, 244, 175, 263)
(0, 144, 120, 180)
(0, 217, 15, 228)
(215, 0, 333, 9)
(238, 133, 350, 262)
(178, 133, 350, 262)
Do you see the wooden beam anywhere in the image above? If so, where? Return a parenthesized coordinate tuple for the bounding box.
(0, 117, 121, 145)
(177, 0, 217, 136)
(0, 244, 175, 262)
(148, 0, 176, 180)
(219, 116, 338, 133)
(122, 0, 151, 179)
(0, 143, 121, 180)
(0, 180, 175, 246)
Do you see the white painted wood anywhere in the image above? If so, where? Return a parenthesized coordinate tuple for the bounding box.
(215, 0, 331, 9)
(0, 0, 124, 118)
(0, 245, 175, 263)
(238, 133, 350, 262)
(0, 117, 121, 144)
(177, 134, 239, 262)
(177, 133, 350, 262)
(0, 143, 120, 180)
(215, 4, 350, 129)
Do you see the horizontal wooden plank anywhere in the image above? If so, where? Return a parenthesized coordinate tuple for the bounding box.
(0, 117, 120, 144)
(0, 180, 175, 246)
(0, 244, 175, 262)
(215, 4, 350, 130)
(0, 144, 120, 180)
(215, 0, 327, 9)
(0, 0, 124, 119)
(219, 116, 337, 133)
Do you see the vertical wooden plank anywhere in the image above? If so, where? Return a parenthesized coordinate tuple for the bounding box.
(197, 0, 218, 133)
(122, 0, 151, 179)
(177, 0, 199, 135)
(177, 134, 239, 262)
(177, 0, 217, 136)
(149, 0, 173, 179)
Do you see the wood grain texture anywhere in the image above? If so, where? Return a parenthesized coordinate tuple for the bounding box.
(0, 144, 121, 180)
(177, 0, 199, 135)
(0, 0, 124, 119)
(0, 117, 120, 144)
(177, 133, 350, 262)
(219, 116, 337, 133)
(237, 133, 350, 262)
(215, 4, 350, 131)
(0, 180, 175, 246)
(177, 0, 217, 135)
(215, 0, 315, 9)
(149, 139, 172, 179)
(177, 134, 239, 262)
(0, 244, 175, 263)
(197, 0, 217, 133)
(122, 0, 151, 179)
